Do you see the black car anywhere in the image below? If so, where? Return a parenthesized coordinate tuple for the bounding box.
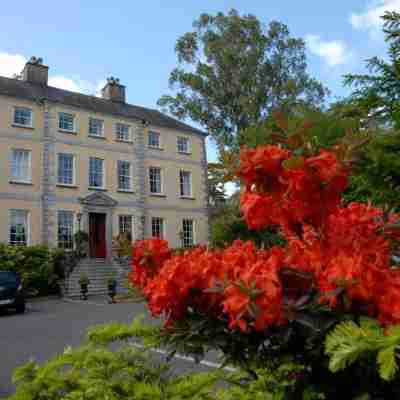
(0, 271, 25, 313)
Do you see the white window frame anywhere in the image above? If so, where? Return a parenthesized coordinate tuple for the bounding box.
(58, 112, 76, 133)
(148, 131, 161, 149)
(10, 149, 32, 184)
(117, 160, 133, 192)
(149, 166, 163, 195)
(115, 123, 132, 142)
(179, 170, 193, 198)
(57, 153, 76, 186)
(89, 157, 106, 189)
(181, 218, 195, 248)
(119, 215, 134, 241)
(9, 209, 30, 246)
(57, 210, 75, 250)
(13, 106, 33, 128)
(88, 117, 104, 138)
(151, 217, 165, 239)
(177, 136, 191, 154)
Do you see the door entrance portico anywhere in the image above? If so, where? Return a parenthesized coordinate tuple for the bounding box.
(79, 192, 118, 259)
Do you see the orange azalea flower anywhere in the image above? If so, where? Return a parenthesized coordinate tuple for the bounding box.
(130, 144, 400, 332)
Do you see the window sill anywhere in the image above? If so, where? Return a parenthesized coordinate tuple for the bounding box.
(57, 183, 78, 189)
(88, 187, 107, 191)
(116, 139, 133, 144)
(149, 193, 166, 198)
(180, 196, 196, 200)
(118, 189, 134, 193)
(148, 146, 163, 151)
(58, 129, 77, 135)
(11, 123, 34, 130)
(9, 180, 33, 186)
(88, 134, 106, 140)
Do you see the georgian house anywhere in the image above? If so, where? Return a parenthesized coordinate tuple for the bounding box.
(0, 57, 209, 259)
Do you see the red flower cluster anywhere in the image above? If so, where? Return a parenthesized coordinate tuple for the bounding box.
(131, 240, 285, 331)
(129, 238, 171, 288)
(131, 144, 400, 331)
(239, 146, 348, 230)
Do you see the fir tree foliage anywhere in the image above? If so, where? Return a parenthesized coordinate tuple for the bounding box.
(325, 317, 400, 381)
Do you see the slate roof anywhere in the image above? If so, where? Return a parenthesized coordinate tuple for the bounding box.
(0, 76, 207, 136)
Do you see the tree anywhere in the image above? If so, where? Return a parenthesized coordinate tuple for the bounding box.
(158, 9, 328, 151)
(344, 130, 400, 210)
(344, 11, 400, 129)
(208, 162, 227, 207)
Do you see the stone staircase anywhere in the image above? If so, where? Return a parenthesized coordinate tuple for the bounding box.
(65, 258, 131, 298)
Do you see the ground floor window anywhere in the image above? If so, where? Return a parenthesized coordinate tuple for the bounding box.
(9, 209, 29, 246)
(58, 211, 74, 250)
(182, 219, 194, 248)
(151, 217, 164, 239)
(119, 215, 133, 241)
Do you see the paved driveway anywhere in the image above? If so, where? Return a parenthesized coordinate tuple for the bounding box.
(0, 297, 215, 398)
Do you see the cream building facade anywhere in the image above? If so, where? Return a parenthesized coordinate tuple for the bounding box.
(0, 57, 209, 257)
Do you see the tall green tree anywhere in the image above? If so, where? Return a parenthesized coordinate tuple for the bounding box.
(344, 11, 400, 129)
(158, 9, 328, 151)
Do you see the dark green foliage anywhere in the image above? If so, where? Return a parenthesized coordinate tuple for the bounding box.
(210, 195, 284, 249)
(241, 104, 360, 151)
(344, 131, 400, 210)
(158, 9, 328, 150)
(344, 11, 400, 129)
(74, 230, 89, 258)
(0, 244, 65, 296)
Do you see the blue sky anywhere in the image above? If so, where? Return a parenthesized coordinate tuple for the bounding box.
(0, 0, 397, 163)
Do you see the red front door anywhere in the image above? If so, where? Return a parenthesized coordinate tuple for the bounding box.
(89, 213, 107, 258)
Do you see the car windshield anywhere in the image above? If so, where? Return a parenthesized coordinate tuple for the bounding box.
(0, 272, 18, 285)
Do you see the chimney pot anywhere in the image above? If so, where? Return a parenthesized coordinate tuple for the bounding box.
(101, 77, 126, 103)
(22, 56, 48, 85)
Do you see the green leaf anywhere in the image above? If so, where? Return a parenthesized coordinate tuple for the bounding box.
(377, 345, 398, 381)
(282, 156, 305, 170)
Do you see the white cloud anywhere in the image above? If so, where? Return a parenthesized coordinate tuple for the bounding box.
(0, 51, 104, 96)
(350, 0, 400, 38)
(305, 35, 350, 66)
(48, 76, 82, 92)
(0, 52, 26, 78)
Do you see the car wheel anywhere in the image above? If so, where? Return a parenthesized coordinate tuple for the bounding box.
(16, 302, 25, 314)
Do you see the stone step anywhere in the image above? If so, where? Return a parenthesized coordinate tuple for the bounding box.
(64, 257, 132, 297)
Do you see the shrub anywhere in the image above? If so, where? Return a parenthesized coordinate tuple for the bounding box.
(129, 132, 400, 398)
(8, 319, 324, 400)
(0, 244, 65, 296)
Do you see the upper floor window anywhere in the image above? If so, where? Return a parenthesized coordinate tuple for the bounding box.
(58, 210, 74, 250)
(149, 167, 162, 194)
(118, 160, 133, 191)
(177, 137, 190, 154)
(57, 153, 75, 186)
(9, 209, 29, 246)
(89, 118, 104, 137)
(182, 219, 194, 248)
(179, 170, 192, 197)
(115, 123, 131, 142)
(11, 149, 31, 183)
(13, 107, 32, 127)
(119, 215, 133, 241)
(59, 112, 75, 132)
(89, 157, 105, 189)
(148, 131, 161, 148)
(151, 217, 164, 239)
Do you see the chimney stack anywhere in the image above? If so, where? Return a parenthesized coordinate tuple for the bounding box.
(101, 77, 125, 102)
(22, 56, 48, 85)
